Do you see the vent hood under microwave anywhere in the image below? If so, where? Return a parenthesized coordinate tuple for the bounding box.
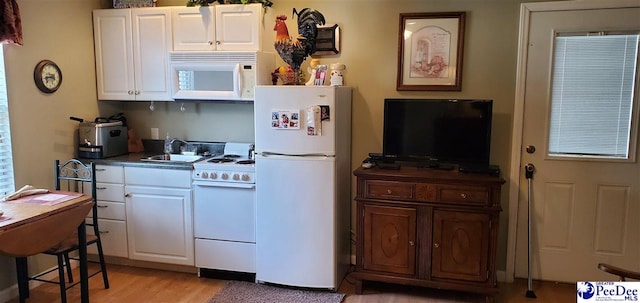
(170, 51, 275, 102)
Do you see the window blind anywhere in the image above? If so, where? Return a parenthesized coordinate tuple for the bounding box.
(0, 47, 15, 195)
(548, 33, 639, 159)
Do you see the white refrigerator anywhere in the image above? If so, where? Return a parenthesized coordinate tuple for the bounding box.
(254, 85, 352, 290)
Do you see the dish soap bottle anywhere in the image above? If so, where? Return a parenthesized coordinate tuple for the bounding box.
(164, 132, 172, 156)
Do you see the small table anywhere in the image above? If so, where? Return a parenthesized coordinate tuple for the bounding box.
(0, 192, 94, 303)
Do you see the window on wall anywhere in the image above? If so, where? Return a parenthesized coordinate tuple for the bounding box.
(548, 32, 639, 160)
(0, 47, 15, 195)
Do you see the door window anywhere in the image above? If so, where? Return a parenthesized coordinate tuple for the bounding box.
(548, 32, 639, 160)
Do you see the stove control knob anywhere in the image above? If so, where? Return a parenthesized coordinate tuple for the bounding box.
(201, 172, 208, 179)
(241, 174, 250, 181)
(221, 173, 229, 180)
(210, 172, 217, 179)
(233, 173, 240, 181)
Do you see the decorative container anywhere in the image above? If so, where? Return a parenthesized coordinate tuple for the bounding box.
(113, 0, 157, 8)
(277, 70, 306, 85)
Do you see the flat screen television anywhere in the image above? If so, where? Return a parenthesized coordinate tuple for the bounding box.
(382, 98, 493, 167)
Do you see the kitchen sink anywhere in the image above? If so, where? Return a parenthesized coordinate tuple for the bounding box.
(140, 154, 204, 163)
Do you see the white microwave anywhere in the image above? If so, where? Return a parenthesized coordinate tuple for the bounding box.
(170, 52, 274, 101)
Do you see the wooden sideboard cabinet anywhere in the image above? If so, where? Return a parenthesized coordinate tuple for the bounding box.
(352, 165, 504, 297)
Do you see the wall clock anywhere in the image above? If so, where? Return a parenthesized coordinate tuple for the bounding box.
(34, 60, 62, 93)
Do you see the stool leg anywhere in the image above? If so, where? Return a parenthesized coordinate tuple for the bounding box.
(64, 253, 73, 283)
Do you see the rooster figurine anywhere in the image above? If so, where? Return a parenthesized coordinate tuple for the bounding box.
(274, 8, 326, 73)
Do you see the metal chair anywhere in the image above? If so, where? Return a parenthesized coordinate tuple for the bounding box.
(27, 159, 109, 303)
(598, 263, 640, 281)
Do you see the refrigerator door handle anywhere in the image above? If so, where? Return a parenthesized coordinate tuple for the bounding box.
(259, 151, 335, 158)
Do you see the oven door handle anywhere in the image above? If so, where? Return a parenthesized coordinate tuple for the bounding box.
(193, 181, 255, 189)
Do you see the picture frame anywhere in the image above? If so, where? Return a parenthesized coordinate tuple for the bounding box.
(313, 24, 340, 56)
(396, 12, 466, 91)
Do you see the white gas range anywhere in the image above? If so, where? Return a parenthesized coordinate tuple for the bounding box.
(193, 142, 255, 184)
(192, 142, 257, 277)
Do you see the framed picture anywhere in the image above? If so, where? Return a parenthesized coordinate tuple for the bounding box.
(313, 24, 340, 56)
(396, 12, 466, 91)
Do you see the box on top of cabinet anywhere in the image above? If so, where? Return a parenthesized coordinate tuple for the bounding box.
(114, 0, 156, 8)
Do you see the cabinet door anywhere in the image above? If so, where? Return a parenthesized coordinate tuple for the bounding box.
(131, 8, 172, 101)
(215, 4, 261, 51)
(125, 185, 193, 266)
(171, 6, 216, 51)
(362, 204, 416, 275)
(432, 210, 489, 282)
(93, 9, 135, 100)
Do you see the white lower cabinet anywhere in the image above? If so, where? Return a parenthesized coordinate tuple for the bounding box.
(124, 167, 194, 266)
(89, 165, 128, 258)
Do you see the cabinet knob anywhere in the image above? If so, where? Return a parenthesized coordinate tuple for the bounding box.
(434, 243, 440, 248)
(125, 193, 131, 198)
(208, 41, 213, 45)
(460, 193, 467, 199)
(387, 189, 392, 194)
(128, 90, 134, 95)
(135, 91, 140, 95)
(215, 40, 221, 45)
(409, 241, 415, 246)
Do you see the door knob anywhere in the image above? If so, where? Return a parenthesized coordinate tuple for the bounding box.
(526, 145, 536, 154)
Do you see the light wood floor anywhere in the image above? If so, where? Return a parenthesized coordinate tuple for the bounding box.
(7, 264, 576, 303)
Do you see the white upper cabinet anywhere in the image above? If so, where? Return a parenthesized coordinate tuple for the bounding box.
(171, 4, 261, 51)
(93, 8, 172, 101)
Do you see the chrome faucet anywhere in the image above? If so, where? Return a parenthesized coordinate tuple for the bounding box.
(168, 138, 189, 154)
(170, 138, 188, 146)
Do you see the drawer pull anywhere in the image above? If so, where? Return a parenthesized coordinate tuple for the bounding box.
(96, 187, 107, 190)
(460, 193, 467, 199)
(99, 231, 110, 234)
(96, 168, 106, 172)
(97, 205, 108, 208)
(434, 243, 440, 248)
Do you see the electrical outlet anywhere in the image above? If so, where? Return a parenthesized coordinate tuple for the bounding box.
(151, 128, 159, 140)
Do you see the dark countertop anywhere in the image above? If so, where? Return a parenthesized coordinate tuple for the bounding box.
(80, 152, 198, 170)
(79, 141, 225, 170)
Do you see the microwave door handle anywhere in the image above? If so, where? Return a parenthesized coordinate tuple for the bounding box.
(233, 64, 241, 98)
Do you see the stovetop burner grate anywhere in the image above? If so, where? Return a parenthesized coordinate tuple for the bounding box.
(236, 159, 255, 165)
(208, 158, 236, 163)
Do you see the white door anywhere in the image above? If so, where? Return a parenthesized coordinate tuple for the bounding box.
(93, 9, 135, 100)
(125, 185, 194, 266)
(171, 6, 216, 51)
(215, 4, 261, 51)
(256, 155, 337, 288)
(511, 2, 640, 282)
(131, 8, 172, 101)
(254, 86, 338, 155)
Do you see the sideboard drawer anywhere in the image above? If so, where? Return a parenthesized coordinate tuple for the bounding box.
(365, 180, 414, 200)
(438, 185, 490, 205)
